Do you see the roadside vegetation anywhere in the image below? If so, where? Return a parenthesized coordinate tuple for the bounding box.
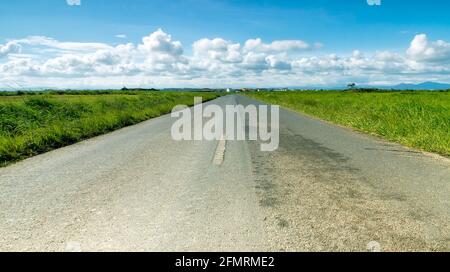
(245, 90, 450, 156)
(0, 91, 221, 166)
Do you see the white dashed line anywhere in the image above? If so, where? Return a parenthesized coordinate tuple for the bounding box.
(212, 135, 226, 165)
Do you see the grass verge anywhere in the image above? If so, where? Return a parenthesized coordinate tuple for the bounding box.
(245, 91, 450, 157)
(0, 91, 221, 166)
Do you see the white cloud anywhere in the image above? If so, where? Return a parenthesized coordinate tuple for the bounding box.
(0, 42, 21, 58)
(265, 55, 292, 70)
(407, 34, 450, 63)
(138, 29, 183, 56)
(66, 0, 81, 6)
(193, 38, 242, 63)
(241, 52, 269, 71)
(115, 34, 127, 39)
(1, 30, 450, 89)
(244, 38, 310, 53)
(15, 36, 112, 52)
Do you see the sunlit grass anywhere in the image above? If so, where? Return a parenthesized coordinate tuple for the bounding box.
(245, 91, 450, 156)
(0, 91, 221, 166)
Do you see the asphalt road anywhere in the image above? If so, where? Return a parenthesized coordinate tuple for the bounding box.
(0, 95, 449, 252)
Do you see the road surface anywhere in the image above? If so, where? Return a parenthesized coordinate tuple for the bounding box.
(0, 95, 449, 251)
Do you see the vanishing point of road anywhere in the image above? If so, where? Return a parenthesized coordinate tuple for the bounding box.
(1, 95, 449, 251)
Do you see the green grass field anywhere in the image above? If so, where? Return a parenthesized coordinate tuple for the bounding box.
(0, 91, 221, 166)
(245, 91, 450, 156)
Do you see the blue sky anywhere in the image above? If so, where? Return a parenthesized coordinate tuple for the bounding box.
(1, 0, 450, 88)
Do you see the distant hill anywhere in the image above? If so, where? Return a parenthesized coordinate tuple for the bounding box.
(288, 81, 450, 90)
(389, 82, 450, 90)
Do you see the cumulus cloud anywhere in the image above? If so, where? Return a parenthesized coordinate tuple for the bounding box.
(241, 52, 269, 71)
(193, 38, 242, 63)
(135, 29, 188, 75)
(1, 30, 450, 89)
(138, 29, 183, 56)
(407, 34, 450, 63)
(0, 42, 21, 57)
(266, 55, 292, 70)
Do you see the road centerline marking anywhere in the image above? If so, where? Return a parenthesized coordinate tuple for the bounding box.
(212, 135, 226, 165)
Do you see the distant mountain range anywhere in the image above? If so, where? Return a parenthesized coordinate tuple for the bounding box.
(290, 81, 450, 90)
(387, 82, 450, 90)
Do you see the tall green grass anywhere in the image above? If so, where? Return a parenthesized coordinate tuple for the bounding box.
(0, 92, 221, 166)
(245, 91, 450, 156)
